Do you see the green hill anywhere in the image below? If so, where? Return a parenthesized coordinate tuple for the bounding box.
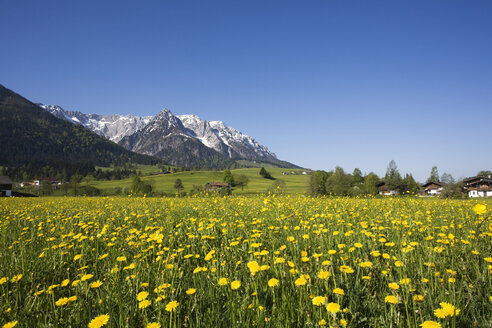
(87, 167, 310, 195)
(0, 84, 158, 174)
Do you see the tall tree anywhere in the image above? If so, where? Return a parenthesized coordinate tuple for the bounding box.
(427, 166, 440, 183)
(385, 160, 402, 191)
(308, 170, 329, 196)
(326, 166, 351, 196)
(363, 173, 380, 195)
(223, 169, 235, 186)
(173, 178, 184, 192)
(351, 168, 364, 186)
(401, 173, 420, 194)
(441, 173, 455, 184)
(235, 174, 249, 190)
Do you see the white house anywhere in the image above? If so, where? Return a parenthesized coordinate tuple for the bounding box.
(464, 176, 492, 198)
(422, 181, 446, 196)
(0, 176, 13, 197)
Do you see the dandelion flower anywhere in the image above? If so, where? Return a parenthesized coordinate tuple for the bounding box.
(165, 300, 179, 312)
(385, 295, 398, 304)
(138, 300, 151, 309)
(186, 288, 196, 295)
(294, 276, 307, 286)
(230, 280, 241, 290)
(55, 297, 69, 306)
(90, 280, 103, 288)
(146, 323, 161, 328)
(81, 274, 93, 281)
(333, 288, 345, 295)
(88, 314, 109, 328)
(2, 321, 17, 328)
(218, 277, 228, 286)
(420, 321, 441, 328)
(268, 278, 279, 287)
(137, 291, 149, 301)
(312, 296, 326, 306)
(388, 282, 400, 290)
(326, 302, 341, 314)
(472, 204, 486, 215)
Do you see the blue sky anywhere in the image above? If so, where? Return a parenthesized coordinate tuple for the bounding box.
(1, 0, 491, 181)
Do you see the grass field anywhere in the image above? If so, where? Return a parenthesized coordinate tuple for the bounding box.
(88, 168, 310, 195)
(0, 196, 490, 328)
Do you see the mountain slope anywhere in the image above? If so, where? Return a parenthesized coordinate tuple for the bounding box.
(39, 104, 152, 142)
(119, 110, 233, 168)
(0, 84, 158, 168)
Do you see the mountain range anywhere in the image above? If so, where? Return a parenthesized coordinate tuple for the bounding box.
(39, 103, 298, 168)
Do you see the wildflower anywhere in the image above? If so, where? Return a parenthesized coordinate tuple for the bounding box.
(186, 288, 196, 295)
(434, 308, 447, 319)
(420, 321, 441, 328)
(68, 296, 77, 302)
(388, 282, 400, 290)
(247, 261, 261, 275)
(138, 300, 151, 309)
(318, 269, 331, 280)
(294, 276, 307, 286)
(439, 302, 460, 316)
(61, 279, 70, 287)
(0, 277, 7, 285)
(312, 296, 326, 306)
(81, 274, 93, 281)
(2, 321, 17, 328)
(90, 280, 103, 288)
(165, 300, 179, 312)
(333, 288, 345, 295)
(73, 254, 82, 261)
(146, 323, 161, 328)
(319, 319, 327, 326)
(472, 204, 486, 215)
(56, 297, 69, 306)
(88, 314, 110, 328)
(385, 295, 398, 304)
(204, 250, 215, 261)
(137, 291, 149, 301)
(218, 277, 228, 286)
(268, 278, 279, 287)
(326, 302, 341, 314)
(231, 280, 241, 290)
(10, 274, 22, 283)
(414, 294, 424, 302)
(116, 256, 127, 262)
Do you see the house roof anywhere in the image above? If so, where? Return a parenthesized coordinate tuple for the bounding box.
(463, 176, 492, 184)
(33, 177, 58, 181)
(0, 176, 13, 184)
(422, 181, 446, 188)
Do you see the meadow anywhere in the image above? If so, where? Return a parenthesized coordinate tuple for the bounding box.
(0, 196, 490, 328)
(87, 168, 310, 195)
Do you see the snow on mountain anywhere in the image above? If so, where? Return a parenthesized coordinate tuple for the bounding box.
(38, 104, 152, 142)
(40, 103, 277, 162)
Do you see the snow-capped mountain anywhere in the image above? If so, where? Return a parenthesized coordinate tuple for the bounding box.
(40, 104, 296, 168)
(38, 104, 152, 142)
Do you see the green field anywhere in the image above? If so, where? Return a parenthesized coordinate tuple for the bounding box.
(88, 168, 310, 195)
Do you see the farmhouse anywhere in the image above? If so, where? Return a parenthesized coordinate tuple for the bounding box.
(376, 182, 396, 196)
(0, 176, 13, 197)
(422, 181, 446, 196)
(33, 177, 59, 186)
(463, 176, 492, 198)
(206, 182, 231, 191)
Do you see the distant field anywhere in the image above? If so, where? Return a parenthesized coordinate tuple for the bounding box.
(88, 168, 310, 195)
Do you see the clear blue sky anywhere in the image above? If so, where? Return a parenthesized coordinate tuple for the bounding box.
(1, 0, 491, 181)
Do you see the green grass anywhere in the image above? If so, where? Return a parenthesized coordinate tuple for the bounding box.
(88, 168, 310, 195)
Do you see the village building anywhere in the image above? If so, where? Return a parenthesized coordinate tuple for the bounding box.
(376, 182, 396, 196)
(33, 177, 59, 187)
(206, 182, 231, 192)
(0, 176, 13, 197)
(422, 181, 446, 196)
(463, 176, 492, 198)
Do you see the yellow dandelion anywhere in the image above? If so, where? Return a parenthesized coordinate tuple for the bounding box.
(55, 297, 69, 306)
(186, 288, 196, 295)
(146, 323, 161, 328)
(165, 300, 179, 312)
(218, 277, 228, 286)
(90, 280, 103, 288)
(388, 282, 400, 290)
(231, 280, 241, 290)
(420, 321, 441, 328)
(268, 278, 279, 287)
(385, 295, 398, 304)
(138, 300, 151, 309)
(312, 296, 326, 306)
(472, 204, 486, 215)
(333, 288, 344, 295)
(81, 274, 93, 281)
(326, 302, 341, 314)
(2, 321, 18, 328)
(88, 314, 110, 328)
(137, 291, 149, 301)
(294, 276, 307, 286)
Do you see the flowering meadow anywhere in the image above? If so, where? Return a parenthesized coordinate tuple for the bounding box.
(0, 196, 490, 328)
